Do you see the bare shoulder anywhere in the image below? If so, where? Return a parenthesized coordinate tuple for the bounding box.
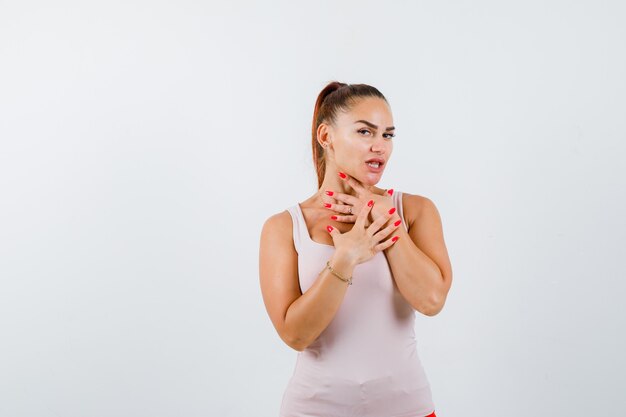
(399, 191, 435, 229)
(260, 209, 298, 261)
(261, 209, 294, 242)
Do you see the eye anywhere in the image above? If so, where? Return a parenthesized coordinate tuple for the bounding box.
(358, 128, 395, 139)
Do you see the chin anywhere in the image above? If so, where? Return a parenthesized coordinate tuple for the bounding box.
(358, 174, 382, 186)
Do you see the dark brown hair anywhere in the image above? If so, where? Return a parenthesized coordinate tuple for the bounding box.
(311, 81, 388, 189)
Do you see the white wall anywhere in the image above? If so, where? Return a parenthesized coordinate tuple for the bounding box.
(1, 1, 624, 416)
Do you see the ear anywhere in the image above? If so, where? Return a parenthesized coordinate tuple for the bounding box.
(317, 123, 333, 149)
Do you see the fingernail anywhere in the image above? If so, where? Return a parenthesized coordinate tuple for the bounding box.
(325, 190, 334, 196)
(368, 200, 374, 207)
(387, 189, 394, 196)
(394, 220, 401, 226)
(392, 236, 399, 242)
(324, 203, 331, 208)
(338, 172, 347, 179)
(330, 215, 337, 220)
(327, 225, 334, 233)
(388, 207, 396, 215)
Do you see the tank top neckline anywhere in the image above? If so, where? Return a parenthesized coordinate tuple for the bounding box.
(295, 202, 335, 248)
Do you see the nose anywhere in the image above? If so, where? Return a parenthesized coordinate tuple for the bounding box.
(371, 135, 387, 154)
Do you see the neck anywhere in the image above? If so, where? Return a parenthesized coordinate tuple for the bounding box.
(316, 166, 379, 200)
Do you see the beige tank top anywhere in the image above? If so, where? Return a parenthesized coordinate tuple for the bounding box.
(279, 190, 436, 417)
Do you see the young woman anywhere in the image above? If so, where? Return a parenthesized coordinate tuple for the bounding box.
(259, 81, 452, 417)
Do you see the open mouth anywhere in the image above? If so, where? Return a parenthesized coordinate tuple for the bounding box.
(365, 161, 384, 172)
(365, 158, 385, 171)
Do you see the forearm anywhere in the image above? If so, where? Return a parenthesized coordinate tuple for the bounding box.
(383, 224, 443, 315)
(284, 250, 356, 351)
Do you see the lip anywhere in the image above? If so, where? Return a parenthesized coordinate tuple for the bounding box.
(365, 161, 384, 173)
(365, 157, 385, 165)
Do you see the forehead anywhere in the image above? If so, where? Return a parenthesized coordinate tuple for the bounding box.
(337, 97, 393, 125)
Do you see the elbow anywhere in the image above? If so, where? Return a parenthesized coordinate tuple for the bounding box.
(280, 316, 309, 351)
(287, 337, 309, 352)
(423, 295, 445, 317)
(282, 330, 307, 352)
(290, 333, 316, 351)
(423, 276, 451, 316)
(291, 343, 305, 352)
(285, 336, 304, 351)
(424, 303, 443, 317)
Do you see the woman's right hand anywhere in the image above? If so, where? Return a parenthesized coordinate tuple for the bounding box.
(326, 199, 400, 266)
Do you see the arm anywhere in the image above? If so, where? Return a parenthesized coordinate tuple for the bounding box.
(383, 195, 453, 316)
(259, 212, 356, 351)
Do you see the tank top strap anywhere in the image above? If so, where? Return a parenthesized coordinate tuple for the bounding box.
(286, 205, 304, 254)
(392, 190, 409, 232)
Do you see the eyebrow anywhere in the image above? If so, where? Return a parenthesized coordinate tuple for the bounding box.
(354, 119, 395, 131)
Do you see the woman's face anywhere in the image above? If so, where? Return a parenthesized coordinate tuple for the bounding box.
(327, 97, 395, 186)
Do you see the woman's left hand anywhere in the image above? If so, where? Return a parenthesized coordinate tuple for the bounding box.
(322, 172, 400, 226)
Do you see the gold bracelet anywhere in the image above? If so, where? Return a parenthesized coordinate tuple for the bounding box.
(325, 260, 352, 285)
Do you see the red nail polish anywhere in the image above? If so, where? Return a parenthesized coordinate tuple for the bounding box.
(324, 203, 331, 208)
(325, 190, 334, 196)
(368, 200, 374, 207)
(387, 189, 394, 196)
(338, 172, 347, 179)
(394, 220, 401, 226)
(331, 215, 337, 220)
(327, 225, 334, 233)
(392, 236, 399, 242)
(388, 207, 396, 215)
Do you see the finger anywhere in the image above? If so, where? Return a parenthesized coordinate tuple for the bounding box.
(329, 213, 357, 223)
(378, 214, 402, 230)
(373, 235, 399, 252)
(338, 172, 366, 196)
(340, 204, 354, 215)
(322, 200, 354, 216)
(326, 191, 360, 206)
(372, 217, 401, 242)
(366, 210, 392, 237)
(345, 176, 366, 196)
(326, 224, 341, 240)
(321, 198, 335, 210)
(354, 199, 373, 229)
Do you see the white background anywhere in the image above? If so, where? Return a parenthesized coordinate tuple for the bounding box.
(1, 1, 625, 416)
